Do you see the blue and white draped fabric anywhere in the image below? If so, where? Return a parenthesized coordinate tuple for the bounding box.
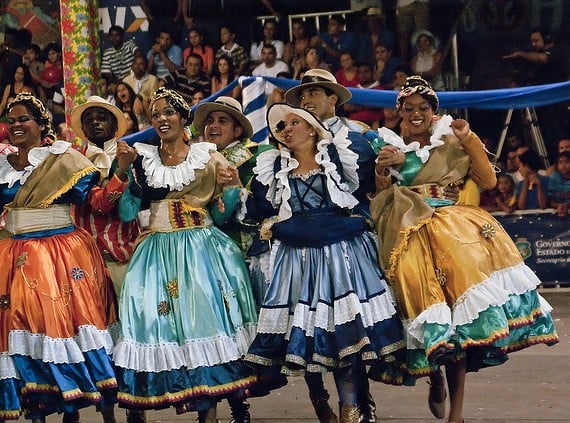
(239, 76, 268, 144)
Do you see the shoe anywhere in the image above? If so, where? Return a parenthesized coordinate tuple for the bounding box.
(311, 397, 338, 423)
(198, 407, 218, 423)
(428, 372, 447, 420)
(100, 406, 117, 423)
(229, 399, 251, 423)
(126, 410, 146, 423)
(358, 391, 376, 423)
(339, 405, 360, 423)
(62, 411, 80, 423)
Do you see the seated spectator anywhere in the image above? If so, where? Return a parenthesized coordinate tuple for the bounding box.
(266, 71, 292, 107)
(252, 43, 290, 96)
(292, 46, 331, 80)
(191, 88, 207, 106)
(182, 28, 215, 74)
(373, 41, 404, 88)
(283, 18, 319, 68)
(0, 64, 37, 116)
(122, 55, 160, 105)
(250, 20, 284, 68)
(391, 63, 413, 89)
(343, 62, 384, 129)
(396, 0, 429, 62)
(546, 138, 570, 175)
(123, 109, 140, 135)
(516, 149, 549, 210)
(410, 29, 445, 90)
(164, 53, 211, 104)
(547, 151, 570, 217)
(40, 42, 64, 106)
(22, 44, 45, 94)
(101, 25, 142, 84)
(335, 50, 360, 88)
(382, 105, 401, 133)
(211, 55, 241, 98)
(147, 28, 183, 80)
(317, 15, 357, 73)
(114, 81, 150, 130)
(215, 24, 249, 77)
(505, 146, 524, 184)
(357, 6, 396, 65)
(481, 173, 517, 214)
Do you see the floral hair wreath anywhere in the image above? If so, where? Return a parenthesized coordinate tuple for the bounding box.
(150, 87, 193, 122)
(7, 92, 56, 145)
(396, 75, 439, 113)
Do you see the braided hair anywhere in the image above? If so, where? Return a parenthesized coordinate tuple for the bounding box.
(7, 92, 56, 145)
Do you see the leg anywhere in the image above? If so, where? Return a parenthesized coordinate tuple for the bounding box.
(100, 405, 116, 423)
(198, 405, 217, 423)
(126, 409, 147, 423)
(428, 367, 447, 419)
(445, 357, 466, 423)
(305, 373, 338, 423)
(227, 394, 251, 423)
(356, 365, 376, 423)
(333, 366, 359, 423)
(62, 411, 80, 423)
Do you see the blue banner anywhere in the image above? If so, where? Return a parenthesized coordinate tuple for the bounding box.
(493, 210, 570, 287)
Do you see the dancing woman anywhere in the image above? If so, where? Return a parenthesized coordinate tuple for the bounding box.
(111, 88, 258, 423)
(0, 93, 117, 422)
(369, 76, 559, 423)
(244, 103, 405, 423)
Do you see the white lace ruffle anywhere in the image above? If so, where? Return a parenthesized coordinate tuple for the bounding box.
(378, 115, 452, 164)
(0, 141, 70, 188)
(8, 324, 114, 364)
(113, 323, 257, 372)
(328, 126, 359, 192)
(406, 262, 550, 346)
(236, 187, 248, 221)
(257, 291, 398, 337)
(253, 137, 360, 221)
(134, 142, 216, 191)
(0, 352, 19, 380)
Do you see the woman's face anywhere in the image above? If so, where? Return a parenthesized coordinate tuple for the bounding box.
(14, 66, 24, 82)
(151, 98, 185, 143)
(218, 58, 229, 75)
(340, 53, 354, 70)
(279, 112, 315, 152)
(292, 22, 305, 39)
(399, 93, 434, 139)
(263, 22, 276, 40)
(374, 45, 389, 63)
(417, 35, 432, 52)
(497, 175, 514, 194)
(116, 84, 131, 104)
(192, 91, 205, 105)
(7, 104, 44, 149)
(47, 49, 60, 64)
(305, 48, 318, 65)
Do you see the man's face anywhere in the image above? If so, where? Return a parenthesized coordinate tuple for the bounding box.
(261, 47, 276, 66)
(158, 32, 172, 49)
(204, 111, 243, 150)
(132, 56, 146, 78)
(529, 32, 545, 52)
(189, 30, 202, 47)
(558, 139, 570, 153)
(299, 87, 336, 120)
(506, 151, 519, 171)
(185, 57, 201, 77)
(81, 107, 117, 147)
(327, 18, 341, 36)
(109, 29, 123, 49)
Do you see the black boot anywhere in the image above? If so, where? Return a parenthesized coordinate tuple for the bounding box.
(62, 411, 80, 423)
(228, 398, 251, 423)
(31, 419, 45, 423)
(126, 409, 147, 423)
(100, 406, 117, 423)
(358, 390, 377, 423)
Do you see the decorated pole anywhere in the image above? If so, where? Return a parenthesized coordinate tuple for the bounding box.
(60, 0, 101, 151)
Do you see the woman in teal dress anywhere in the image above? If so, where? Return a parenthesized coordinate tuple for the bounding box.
(111, 88, 258, 423)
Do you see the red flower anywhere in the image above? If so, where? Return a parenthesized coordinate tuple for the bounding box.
(63, 50, 77, 65)
(61, 19, 75, 33)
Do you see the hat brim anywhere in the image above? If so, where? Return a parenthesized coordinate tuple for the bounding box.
(284, 81, 352, 107)
(194, 102, 253, 139)
(70, 101, 127, 141)
(267, 103, 332, 144)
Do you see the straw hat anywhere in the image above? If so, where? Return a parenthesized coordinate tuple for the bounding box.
(193, 96, 253, 138)
(70, 95, 127, 141)
(365, 7, 383, 18)
(284, 69, 352, 107)
(267, 103, 332, 144)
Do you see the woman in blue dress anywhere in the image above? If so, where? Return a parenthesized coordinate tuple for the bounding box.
(243, 103, 405, 423)
(111, 88, 258, 423)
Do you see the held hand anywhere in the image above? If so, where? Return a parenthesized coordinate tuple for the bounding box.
(115, 141, 137, 173)
(217, 165, 240, 186)
(450, 119, 470, 141)
(376, 145, 405, 169)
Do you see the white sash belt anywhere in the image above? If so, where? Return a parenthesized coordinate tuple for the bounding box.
(5, 204, 73, 235)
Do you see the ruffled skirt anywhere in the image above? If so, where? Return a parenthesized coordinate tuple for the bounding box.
(113, 226, 258, 413)
(0, 227, 118, 420)
(245, 232, 405, 388)
(387, 205, 559, 377)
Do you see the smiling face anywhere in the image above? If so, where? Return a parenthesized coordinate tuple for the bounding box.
(7, 104, 44, 149)
(151, 98, 185, 143)
(399, 93, 434, 141)
(299, 87, 336, 120)
(204, 111, 242, 150)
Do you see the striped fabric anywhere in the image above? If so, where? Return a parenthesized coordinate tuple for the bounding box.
(239, 76, 268, 144)
(101, 38, 139, 81)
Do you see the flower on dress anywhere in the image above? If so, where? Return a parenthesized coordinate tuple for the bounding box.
(157, 300, 171, 316)
(108, 191, 122, 203)
(481, 223, 496, 239)
(435, 268, 447, 286)
(166, 279, 179, 298)
(71, 267, 85, 281)
(259, 216, 279, 241)
(16, 252, 28, 267)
